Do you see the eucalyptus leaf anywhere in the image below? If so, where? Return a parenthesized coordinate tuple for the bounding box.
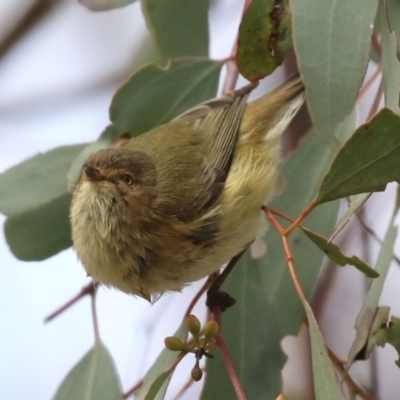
(4, 193, 72, 261)
(329, 193, 371, 243)
(53, 342, 123, 400)
(141, 0, 209, 58)
(379, 0, 400, 113)
(301, 226, 378, 278)
(134, 319, 188, 400)
(304, 301, 346, 399)
(0, 145, 86, 260)
(291, 0, 378, 138)
(106, 58, 222, 140)
(370, 316, 400, 367)
(0, 144, 85, 217)
(347, 209, 398, 367)
(202, 132, 340, 399)
(315, 108, 400, 205)
(78, 0, 136, 11)
(237, 0, 292, 81)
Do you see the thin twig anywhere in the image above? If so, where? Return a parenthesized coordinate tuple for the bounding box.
(355, 209, 400, 266)
(44, 281, 98, 322)
(367, 83, 383, 121)
(123, 379, 143, 399)
(328, 348, 376, 400)
(221, 0, 252, 94)
(0, 0, 59, 61)
(213, 306, 248, 400)
(357, 67, 382, 105)
(91, 286, 100, 343)
(185, 275, 214, 317)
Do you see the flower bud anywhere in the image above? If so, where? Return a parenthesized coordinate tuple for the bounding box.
(186, 315, 201, 339)
(204, 320, 218, 344)
(164, 336, 186, 352)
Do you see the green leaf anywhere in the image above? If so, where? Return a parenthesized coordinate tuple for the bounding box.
(202, 132, 340, 399)
(54, 342, 123, 400)
(4, 193, 72, 261)
(347, 211, 398, 366)
(291, 0, 379, 138)
(304, 301, 346, 399)
(0, 145, 86, 260)
(135, 320, 188, 400)
(371, 316, 400, 367)
(237, 0, 293, 81)
(78, 0, 137, 11)
(141, 0, 209, 58)
(106, 58, 222, 140)
(328, 193, 371, 243)
(0, 144, 85, 217)
(379, 0, 400, 113)
(300, 226, 379, 278)
(315, 108, 400, 205)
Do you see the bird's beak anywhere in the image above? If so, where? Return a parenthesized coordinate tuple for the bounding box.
(84, 165, 104, 182)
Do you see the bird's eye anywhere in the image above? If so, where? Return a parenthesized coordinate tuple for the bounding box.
(122, 175, 134, 185)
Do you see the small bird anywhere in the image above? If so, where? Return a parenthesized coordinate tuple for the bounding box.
(70, 76, 305, 301)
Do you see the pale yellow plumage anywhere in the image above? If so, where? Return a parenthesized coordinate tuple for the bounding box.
(70, 77, 304, 300)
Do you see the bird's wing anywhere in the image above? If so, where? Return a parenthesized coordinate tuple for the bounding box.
(175, 82, 258, 183)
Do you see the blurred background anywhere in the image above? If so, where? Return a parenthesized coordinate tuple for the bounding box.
(1, 1, 400, 399)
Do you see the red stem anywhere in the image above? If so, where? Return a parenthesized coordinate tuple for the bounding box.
(213, 307, 248, 400)
(44, 281, 97, 322)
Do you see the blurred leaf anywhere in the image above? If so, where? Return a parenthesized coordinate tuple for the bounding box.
(301, 226, 379, 278)
(202, 132, 339, 399)
(304, 301, 346, 399)
(141, 0, 209, 58)
(365, 306, 390, 358)
(105, 58, 222, 140)
(291, 0, 378, 138)
(135, 320, 188, 400)
(379, 0, 400, 113)
(370, 316, 400, 367)
(347, 211, 398, 366)
(315, 108, 400, 205)
(0, 144, 85, 217)
(54, 342, 122, 400)
(329, 193, 371, 243)
(237, 0, 293, 81)
(0, 145, 85, 260)
(4, 193, 72, 261)
(386, 0, 400, 52)
(78, 0, 136, 10)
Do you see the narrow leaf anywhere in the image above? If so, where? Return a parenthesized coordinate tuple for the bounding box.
(301, 227, 379, 278)
(141, 0, 209, 58)
(304, 301, 346, 399)
(78, 0, 136, 10)
(329, 193, 371, 243)
(54, 342, 122, 400)
(134, 320, 188, 400)
(291, 0, 378, 138)
(370, 316, 400, 367)
(237, 0, 293, 81)
(315, 108, 400, 205)
(106, 58, 222, 140)
(347, 211, 398, 366)
(379, 0, 400, 113)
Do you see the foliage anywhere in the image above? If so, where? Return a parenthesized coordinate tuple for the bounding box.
(1, 0, 400, 399)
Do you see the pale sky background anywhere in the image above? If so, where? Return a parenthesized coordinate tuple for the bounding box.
(1, 1, 400, 399)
